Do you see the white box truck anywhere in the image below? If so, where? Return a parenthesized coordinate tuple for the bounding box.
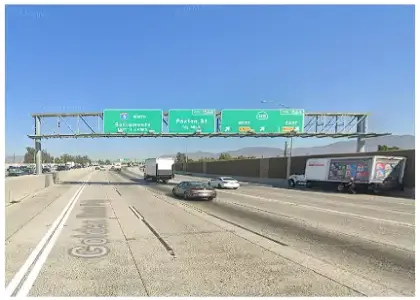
(288, 155, 407, 194)
(113, 162, 122, 171)
(143, 157, 175, 183)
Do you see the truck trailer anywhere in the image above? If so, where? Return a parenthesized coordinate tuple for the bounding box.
(288, 155, 407, 194)
(143, 157, 175, 183)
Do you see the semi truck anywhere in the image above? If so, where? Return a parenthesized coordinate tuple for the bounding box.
(143, 157, 175, 183)
(288, 155, 407, 194)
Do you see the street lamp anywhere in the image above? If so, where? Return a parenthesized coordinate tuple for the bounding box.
(261, 100, 295, 179)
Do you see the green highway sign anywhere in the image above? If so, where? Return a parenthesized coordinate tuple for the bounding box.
(103, 109, 163, 134)
(168, 109, 216, 133)
(220, 109, 305, 134)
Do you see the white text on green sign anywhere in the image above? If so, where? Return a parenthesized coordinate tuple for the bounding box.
(168, 109, 216, 133)
(103, 109, 162, 134)
(220, 109, 305, 134)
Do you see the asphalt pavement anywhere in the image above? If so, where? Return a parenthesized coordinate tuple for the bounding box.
(4, 167, 415, 296)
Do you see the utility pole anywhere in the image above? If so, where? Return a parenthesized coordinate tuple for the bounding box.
(286, 136, 293, 179)
(185, 143, 188, 173)
(283, 141, 288, 157)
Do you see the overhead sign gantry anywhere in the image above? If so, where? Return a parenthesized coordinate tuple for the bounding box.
(28, 108, 391, 175)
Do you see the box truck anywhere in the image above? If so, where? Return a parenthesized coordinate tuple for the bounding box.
(288, 155, 407, 194)
(143, 157, 175, 183)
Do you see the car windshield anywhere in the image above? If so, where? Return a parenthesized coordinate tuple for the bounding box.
(222, 177, 236, 181)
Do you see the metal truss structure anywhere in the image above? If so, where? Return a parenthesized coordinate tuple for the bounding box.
(28, 111, 389, 140)
(28, 111, 391, 175)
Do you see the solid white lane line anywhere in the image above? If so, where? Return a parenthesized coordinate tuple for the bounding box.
(17, 183, 88, 296)
(220, 190, 415, 228)
(6, 172, 93, 297)
(239, 188, 415, 215)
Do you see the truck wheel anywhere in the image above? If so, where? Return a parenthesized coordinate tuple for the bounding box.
(348, 186, 357, 194)
(372, 187, 380, 195)
(288, 179, 296, 188)
(337, 183, 345, 192)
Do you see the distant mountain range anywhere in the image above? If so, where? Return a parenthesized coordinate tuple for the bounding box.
(165, 134, 415, 160)
(6, 135, 415, 163)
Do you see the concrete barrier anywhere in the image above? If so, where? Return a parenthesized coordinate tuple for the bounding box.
(175, 149, 416, 188)
(5, 174, 53, 204)
(5, 167, 95, 205)
(53, 167, 95, 183)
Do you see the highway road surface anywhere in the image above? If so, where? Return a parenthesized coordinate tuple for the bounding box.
(5, 167, 415, 296)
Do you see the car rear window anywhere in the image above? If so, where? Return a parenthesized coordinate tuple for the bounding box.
(189, 182, 207, 187)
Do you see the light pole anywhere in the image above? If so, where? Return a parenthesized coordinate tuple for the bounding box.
(185, 142, 188, 173)
(261, 100, 295, 179)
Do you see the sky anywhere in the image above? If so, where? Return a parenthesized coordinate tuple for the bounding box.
(5, 5, 415, 160)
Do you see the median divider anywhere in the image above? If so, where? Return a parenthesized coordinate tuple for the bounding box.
(5, 167, 95, 205)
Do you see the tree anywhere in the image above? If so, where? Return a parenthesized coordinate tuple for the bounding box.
(24, 147, 36, 163)
(24, 147, 54, 163)
(23, 146, 92, 165)
(175, 152, 186, 164)
(218, 153, 232, 160)
(105, 159, 111, 165)
(378, 145, 401, 152)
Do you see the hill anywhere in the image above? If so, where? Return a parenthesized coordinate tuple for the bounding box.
(170, 134, 415, 160)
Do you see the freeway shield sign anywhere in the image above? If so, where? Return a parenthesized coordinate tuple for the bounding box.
(103, 109, 163, 134)
(220, 109, 305, 134)
(168, 109, 216, 133)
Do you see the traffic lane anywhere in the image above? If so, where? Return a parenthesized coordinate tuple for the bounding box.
(123, 171, 414, 249)
(25, 171, 148, 297)
(217, 188, 414, 224)
(183, 174, 415, 224)
(108, 172, 362, 296)
(139, 180, 414, 296)
(175, 174, 415, 212)
(187, 199, 415, 296)
(106, 172, 224, 236)
(239, 186, 416, 214)
(207, 181, 415, 218)
(4, 177, 90, 287)
(155, 177, 414, 251)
